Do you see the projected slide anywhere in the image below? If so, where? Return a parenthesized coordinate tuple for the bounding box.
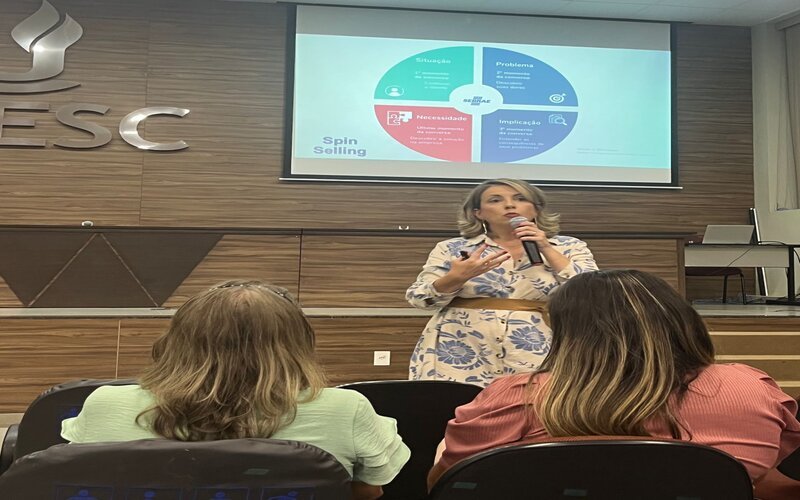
(374, 47, 578, 162)
(289, 5, 673, 186)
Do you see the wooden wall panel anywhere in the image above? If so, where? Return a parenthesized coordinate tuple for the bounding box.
(0, 276, 22, 307)
(0, 0, 765, 407)
(299, 235, 443, 307)
(116, 317, 428, 385)
(309, 317, 428, 385)
(0, 1, 755, 306)
(713, 357, 800, 382)
(0, 319, 119, 412)
(707, 319, 800, 395)
(705, 317, 800, 332)
(164, 234, 302, 306)
(117, 318, 170, 379)
(713, 332, 800, 356)
(0, 1, 754, 236)
(133, 17, 754, 233)
(0, 230, 692, 308)
(138, 0, 287, 227)
(0, 313, 798, 410)
(582, 239, 683, 291)
(0, 0, 149, 226)
(300, 235, 688, 307)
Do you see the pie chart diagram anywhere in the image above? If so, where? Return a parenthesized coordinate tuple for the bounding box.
(374, 46, 578, 162)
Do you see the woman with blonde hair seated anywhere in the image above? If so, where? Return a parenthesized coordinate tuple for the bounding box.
(428, 270, 800, 488)
(62, 280, 410, 500)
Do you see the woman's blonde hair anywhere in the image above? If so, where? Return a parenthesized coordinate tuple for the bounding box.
(137, 279, 326, 441)
(532, 270, 715, 439)
(457, 179, 560, 238)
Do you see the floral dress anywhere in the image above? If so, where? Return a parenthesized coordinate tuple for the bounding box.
(406, 233, 598, 387)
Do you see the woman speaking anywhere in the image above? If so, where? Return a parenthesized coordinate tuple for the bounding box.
(406, 178, 597, 386)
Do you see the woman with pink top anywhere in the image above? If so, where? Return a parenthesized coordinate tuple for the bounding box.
(428, 270, 800, 489)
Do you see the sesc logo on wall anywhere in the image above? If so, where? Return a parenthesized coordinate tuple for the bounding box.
(0, 0, 189, 150)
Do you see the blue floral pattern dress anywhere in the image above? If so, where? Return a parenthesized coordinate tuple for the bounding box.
(406, 234, 598, 387)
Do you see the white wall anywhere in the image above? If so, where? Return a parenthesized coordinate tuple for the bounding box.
(752, 23, 800, 298)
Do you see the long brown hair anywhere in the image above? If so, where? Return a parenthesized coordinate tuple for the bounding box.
(532, 270, 715, 438)
(137, 280, 326, 441)
(458, 179, 560, 238)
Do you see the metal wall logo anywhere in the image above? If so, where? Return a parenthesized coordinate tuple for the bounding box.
(0, 0, 82, 94)
(0, 0, 189, 150)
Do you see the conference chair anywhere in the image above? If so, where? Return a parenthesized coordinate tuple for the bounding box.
(0, 425, 16, 474)
(776, 396, 800, 481)
(778, 445, 800, 481)
(337, 380, 482, 500)
(428, 439, 754, 500)
(0, 378, 136, 475)
(0, 438, 353, 499)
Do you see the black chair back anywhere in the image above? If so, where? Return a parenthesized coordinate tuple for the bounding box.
(0, 425, 16, 474)
(777, 396, 800, 480)
(338, 379, 482, 500)
(0, 438, 353, 499)
(429, 439, 754, 500)
(779, 448, 800, 481)
(13, 378, 137, 460)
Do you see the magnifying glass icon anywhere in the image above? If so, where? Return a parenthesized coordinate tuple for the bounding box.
(553, 116, 567, 126)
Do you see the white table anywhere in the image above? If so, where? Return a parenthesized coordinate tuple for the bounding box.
(684, 244, 799, 305)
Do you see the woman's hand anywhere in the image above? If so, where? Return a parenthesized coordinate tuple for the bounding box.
(512, 220, 550, 249)
(513, 221, 572, 272)
(433, 244, 510, 293)
(450, 244, 510, 280)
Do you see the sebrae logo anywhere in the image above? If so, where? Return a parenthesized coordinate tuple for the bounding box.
(463, 96, 491, 106)
(0, 0, 189, 151)
(0, 0, 82, 94)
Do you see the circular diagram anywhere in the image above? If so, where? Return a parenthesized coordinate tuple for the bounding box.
(374, 46, 578, 162)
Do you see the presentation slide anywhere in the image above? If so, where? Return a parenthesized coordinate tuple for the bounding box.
(288, 6, 673, 187)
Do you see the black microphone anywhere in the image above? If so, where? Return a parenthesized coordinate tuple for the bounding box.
(509, 216, 544, 266)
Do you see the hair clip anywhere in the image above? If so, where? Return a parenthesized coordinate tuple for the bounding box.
(209, 283, 290, 300)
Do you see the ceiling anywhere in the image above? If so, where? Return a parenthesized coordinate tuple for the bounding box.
(255, 0, 800, 27)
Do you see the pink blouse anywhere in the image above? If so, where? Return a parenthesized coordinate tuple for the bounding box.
(439, 363, 800, 482)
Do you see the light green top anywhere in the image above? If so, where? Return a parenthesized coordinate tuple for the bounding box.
(61, 384, 410, 485)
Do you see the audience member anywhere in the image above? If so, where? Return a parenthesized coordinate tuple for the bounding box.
(61, 280, 410, 500)
(428, 270, 800, 488)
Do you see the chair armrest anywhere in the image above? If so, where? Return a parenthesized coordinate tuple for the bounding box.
(0, 424, 19, 476)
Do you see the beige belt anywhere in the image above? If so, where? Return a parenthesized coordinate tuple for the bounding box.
(448, 297, 550, 326)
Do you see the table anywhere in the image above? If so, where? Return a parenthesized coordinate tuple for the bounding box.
(684, 244, 799, 305)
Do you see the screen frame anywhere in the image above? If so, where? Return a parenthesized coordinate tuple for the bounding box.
(282, 3, 680, 190)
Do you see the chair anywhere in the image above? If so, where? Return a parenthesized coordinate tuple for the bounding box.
(428, 439, 754, 500)
(0, 438, 353, 499)
(0, 378, 137, 475)
(776, 396, 800, 481)
(685, 266, 747, 304)
(337, 380, 482, 500)
(779, 446, 800, 481)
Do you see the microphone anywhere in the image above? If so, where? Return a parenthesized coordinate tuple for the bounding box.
(509, 216, 544, 266)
